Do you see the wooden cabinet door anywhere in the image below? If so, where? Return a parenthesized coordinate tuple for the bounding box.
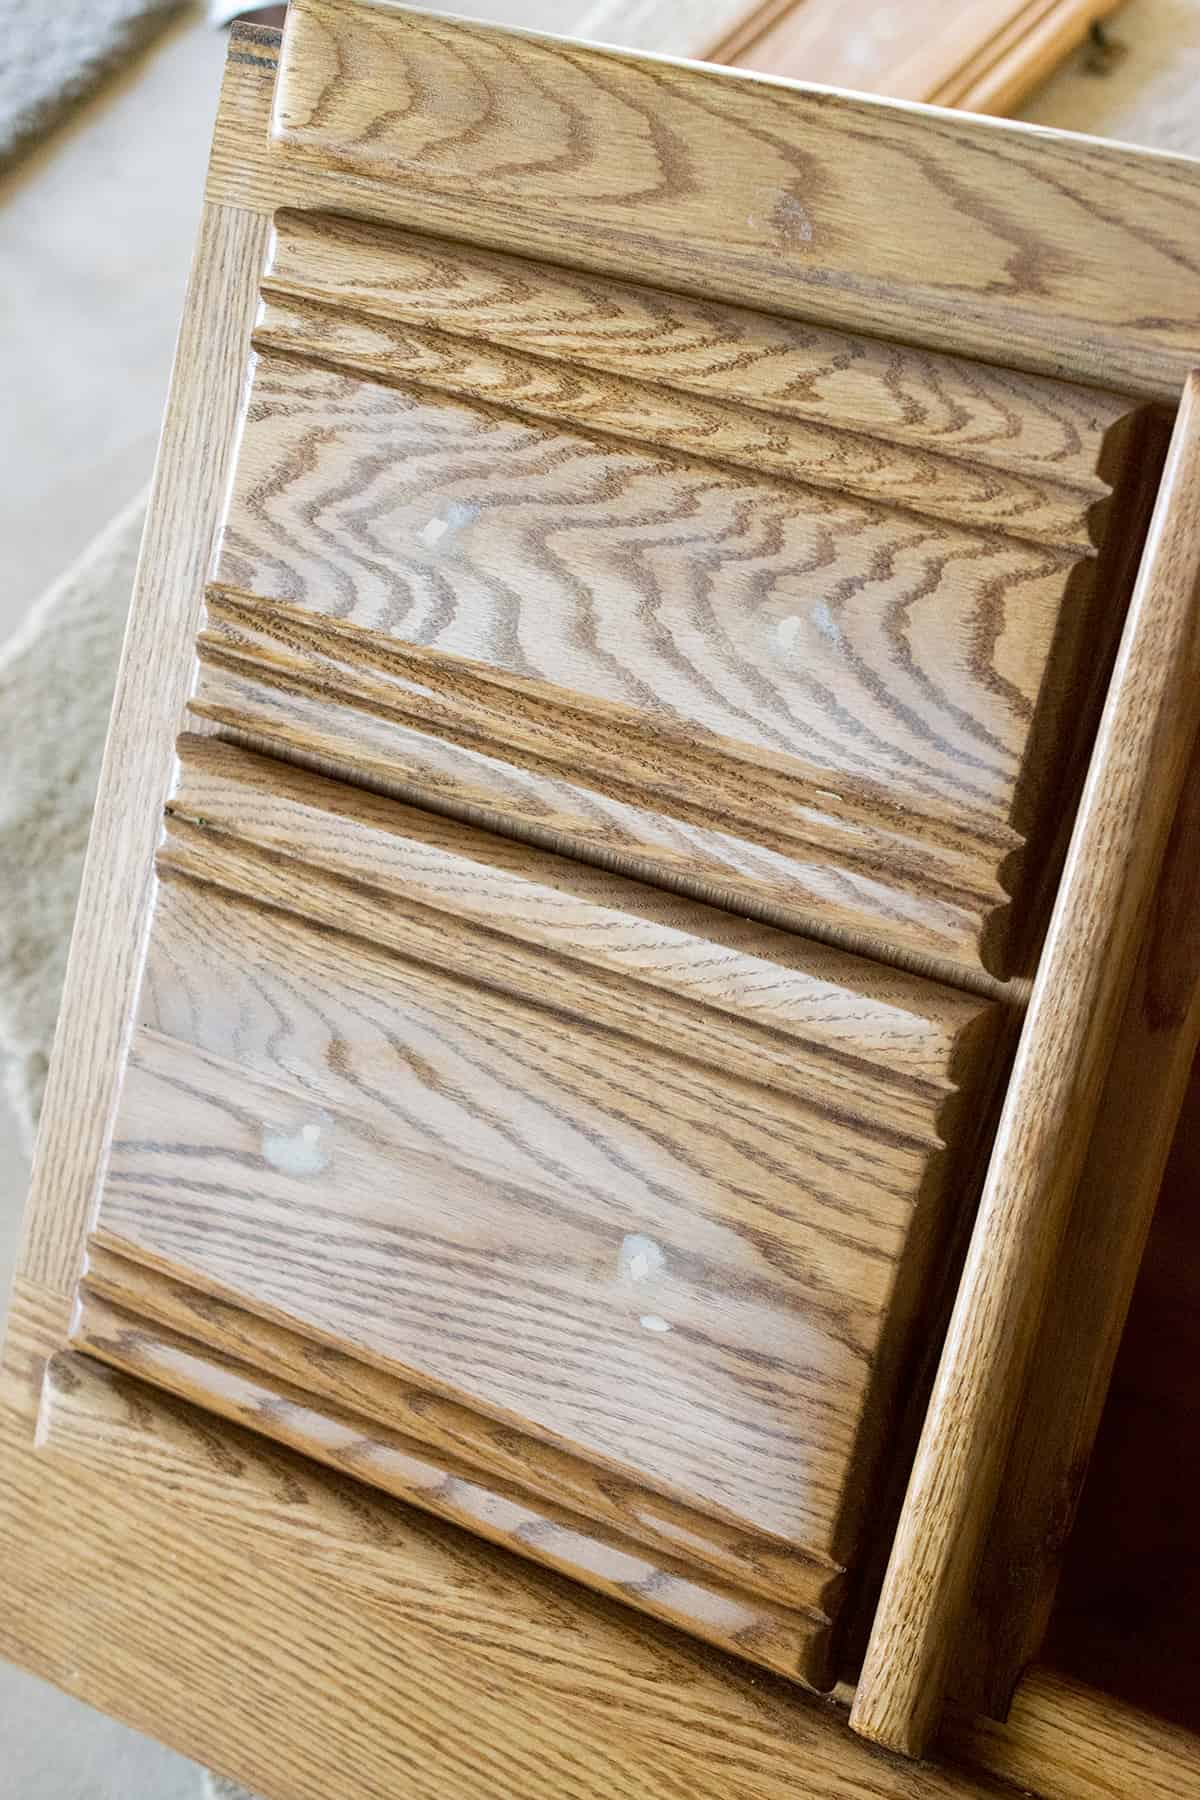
(4, 9, 1200, 1798)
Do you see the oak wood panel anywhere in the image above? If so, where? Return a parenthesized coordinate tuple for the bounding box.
(105, 904, 974, 1561)
(207, 348, 1121, 978)
(949, 1665, 1200, 1800)
(955, 718, 1200, 1715)
(852, 377, 1200, 1756)
(6, 1342, 1025, 1800)
(259, 208, 1131, 551)
(72, 1286, 835, 1685)
(237, 1, 1200, 399)
(80, 1241, 840, 1618)
(16, 203, 271, 1299)
(164, 736, 996, 1145)
(192, 602, 1020, 991)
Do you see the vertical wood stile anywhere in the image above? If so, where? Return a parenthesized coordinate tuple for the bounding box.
(850, 376, 1200, 1757)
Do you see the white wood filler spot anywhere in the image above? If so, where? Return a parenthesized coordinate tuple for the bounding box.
(262, 1118, 330, 1177)
(618, 1232, 666, 1284)
(640, 1314, 672, 1333)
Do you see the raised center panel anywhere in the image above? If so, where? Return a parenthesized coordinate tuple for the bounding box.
(70, 190, 1165, 1697)
(191, 208, 1161, 985)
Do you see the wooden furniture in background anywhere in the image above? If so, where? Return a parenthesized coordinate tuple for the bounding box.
(707, 0, 1124, 114)
(2, 8, 1200, 1796)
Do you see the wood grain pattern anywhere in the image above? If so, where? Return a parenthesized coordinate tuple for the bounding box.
(72, 726, 1006, 1680)
(259, 208, 1129, 551)
(71, 1283, 836, 1684)
(851, 377, 1200, 1756)
(79, 1242, 840, 1619)
(955, 719, 1200, 1715)
(707, 0, 1121, 117)
(163, 736, 996, 1143)
(205, 338, 1140, 979)
(242, 0, 1200, 398)
(8, 1344, 1020, 1800)
(190, 598, 1023, 991)
(16, 202, 272, 1300)
(88, 752, 998, 1568)
(948, 1665, 1200, 1800)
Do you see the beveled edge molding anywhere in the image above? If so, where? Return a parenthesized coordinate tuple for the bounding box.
(257, 207, 1126, 554)
(852, 375, 1200, 1755)
(189, 599, 1027, 991)
(73, 1247, 840, 1688)
(162, 734, 1001, 1152)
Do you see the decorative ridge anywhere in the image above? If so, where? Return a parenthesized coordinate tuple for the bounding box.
(162, 733, 999, 1150)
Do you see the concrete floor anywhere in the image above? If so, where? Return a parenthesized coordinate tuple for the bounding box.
(0, 1, 1196, 1794)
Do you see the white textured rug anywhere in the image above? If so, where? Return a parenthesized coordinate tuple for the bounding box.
(0, 489, 147, 1148)
(0, 0, 185, 165)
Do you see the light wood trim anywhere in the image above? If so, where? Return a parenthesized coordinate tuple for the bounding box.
(200, 5, 1200, 400)
(949, 1665, 1200, 1800)
(928, 2, 1118, 113)
(16, 199, 271, 1300)
(709, 0, 1120, 118)
(956, 719, 1200, 1711)
(851, 376, 1200, 1755)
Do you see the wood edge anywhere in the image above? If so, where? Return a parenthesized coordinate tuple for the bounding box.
(77, 1240, 846, 1618)
(953, 710, 1200, 1713)
(11, 198, 272, 1303)
(70, 1282, 836, 1686)
(850, 375, 1200, 1755)
(945, 1664, 1200, 1799)
(209, 3, 1200, 401)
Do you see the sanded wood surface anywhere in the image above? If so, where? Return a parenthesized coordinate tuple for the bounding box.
(852, 377, 1200, 1756)
(7, 18, 1200, 1798)
(72, 1282, 835, 1683)
(203, 207, 1160, 982)
(239, 0, 1200, 398)
(16, 203, 270, 1300)
(79, 1243, 838, 1618)
(708, 0, 1121, 117)
(259, 208, 1128, 550)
